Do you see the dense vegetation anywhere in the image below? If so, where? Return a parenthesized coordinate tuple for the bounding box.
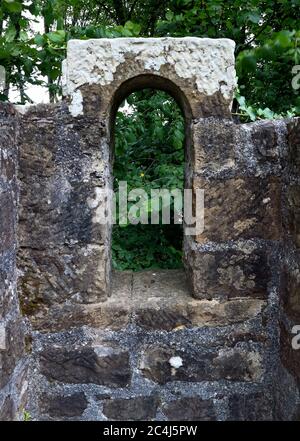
(113, 90, 184, 270)
(1, 0, 299, 269)
(1, 1, 299, 114)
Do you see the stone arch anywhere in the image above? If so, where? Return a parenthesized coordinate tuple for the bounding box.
(64, 37, 237, 120)
(108, 72, 193, 173)
(109, 73, 193, 158)
(109, 73, 192, 122)
(62, 38, 237, 297)
(18, 37, 238, 312)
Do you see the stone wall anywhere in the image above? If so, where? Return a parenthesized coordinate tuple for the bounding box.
(0, 104, 28, 420)
(16, 100, 300, 420)
(0, 38, 300, 421)
(18, 102, 111, 325)
(279, 118, 300, 419)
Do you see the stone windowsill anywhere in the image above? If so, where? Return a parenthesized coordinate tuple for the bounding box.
(30, 269, 266, 333)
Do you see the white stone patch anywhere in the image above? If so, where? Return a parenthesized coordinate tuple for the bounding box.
(87, 187, 103, 209)
(62, 37, 237, 115)
(0, 323, 6, 350)
(69, 89, 83, 117)
(61, 59, 68, 97)
(93, 345, 119, 357)
(169, 356, 183, 369)
(87, 186, 110, 224)
(143, 55, 166, 71)
(14, 104, 34, 114)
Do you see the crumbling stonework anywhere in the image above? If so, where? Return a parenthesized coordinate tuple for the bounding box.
(0, 105, 28, 420)
(0, 38, 300, 420)
(279, 118, 300, 419)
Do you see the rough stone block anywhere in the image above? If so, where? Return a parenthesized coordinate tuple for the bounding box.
(22, 271, 132, 332)
(251, 120, 279, 160)
(228, 392, 273, 421)
(0, 395, 14, 421)
(40, 392, 88, 418)
(19, 244, 108, 316)
(187, 298, 266, 328)
(161, 397, 216, 421)
(0, 191, 15, 252)
(193, 118, 237, 174)
(134, 297, 266, 331)
(29, 299, 131, 333)
(140, 344, 263, 384)
(186, 247, 270, 300)
(287, 118, 300, 172)
(102, 396, 159, 421)
(285, 185, 300, 248)
(18, 104, 110, 309)
(132, 270, 266, 328)
(193, 176, 281, 242)
(39, 345, 131, 387)
(0, 318, 25, 389)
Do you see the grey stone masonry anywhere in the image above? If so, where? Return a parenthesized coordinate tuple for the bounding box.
(0, 104, 28, 421)
(0, 38, 300, 420)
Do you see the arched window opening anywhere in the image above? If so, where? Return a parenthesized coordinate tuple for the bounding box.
(112, 88, 185, 272)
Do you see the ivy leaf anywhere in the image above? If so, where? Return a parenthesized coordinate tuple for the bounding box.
(257, 107, 275, 119)
(246, 106, 257, 121)
(46, 30, 66, 44)
(124, 21, 141, 36)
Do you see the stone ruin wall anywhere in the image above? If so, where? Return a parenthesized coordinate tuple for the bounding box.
(0, 37, 300, 420)
(0, 105, 28, 420)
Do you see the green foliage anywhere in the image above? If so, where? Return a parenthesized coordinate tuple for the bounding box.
(23, 410, 32, 421)
(0, 1, 148, 103)
(113, 90, 184, 271)
(1, 1, 298, 116)
(112, 224, 183, 271)
(0, 1, 38, 102)
(235, 89, 298, 122)
(156, 0, 299, 118)
(236, 30, 300, 118)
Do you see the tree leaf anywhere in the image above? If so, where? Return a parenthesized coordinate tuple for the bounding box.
(5, 25, 16, 43)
